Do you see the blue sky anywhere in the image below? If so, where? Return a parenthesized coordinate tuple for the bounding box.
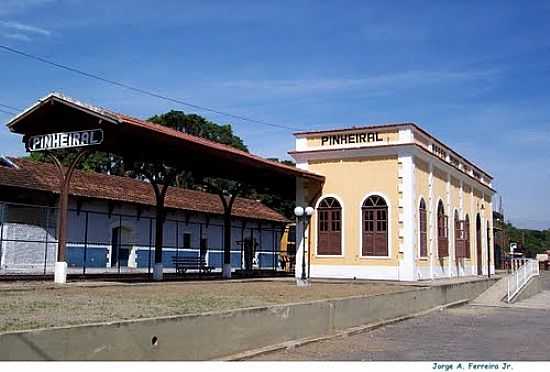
(0, 0, 549, 229)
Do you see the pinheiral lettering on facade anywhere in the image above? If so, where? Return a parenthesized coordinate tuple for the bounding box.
(320, 131, 383, 146)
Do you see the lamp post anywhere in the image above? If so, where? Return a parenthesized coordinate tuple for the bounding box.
(295, 205, 314, 286)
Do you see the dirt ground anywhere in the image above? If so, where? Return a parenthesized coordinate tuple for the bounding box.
(0, 279, 410, 333)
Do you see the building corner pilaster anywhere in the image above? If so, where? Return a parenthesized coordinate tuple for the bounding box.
(398, 147, 417, 281)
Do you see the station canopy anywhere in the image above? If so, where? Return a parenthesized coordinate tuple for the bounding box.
(6, 93, 324, 198)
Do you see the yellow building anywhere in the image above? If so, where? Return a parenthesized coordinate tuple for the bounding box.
(290, 123, 495, 281)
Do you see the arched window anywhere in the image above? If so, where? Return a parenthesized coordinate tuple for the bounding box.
(437, 201, 448, 257)
(454, 210, 464, 259)
(419, 199, 427, 257)
(362, 195, 388, 256)
(464, 215, 470, 258)
(317, 197, 342, 255)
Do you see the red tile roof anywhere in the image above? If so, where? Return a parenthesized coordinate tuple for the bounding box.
(0, 158, 289, 223)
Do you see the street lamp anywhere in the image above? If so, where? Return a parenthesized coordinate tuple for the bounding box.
(295, 205, 314, 286)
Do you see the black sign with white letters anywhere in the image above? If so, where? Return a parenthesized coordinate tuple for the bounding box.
(27, 129, 104, 152)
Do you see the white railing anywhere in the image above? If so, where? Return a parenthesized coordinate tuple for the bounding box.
(507, 258, 540, 303)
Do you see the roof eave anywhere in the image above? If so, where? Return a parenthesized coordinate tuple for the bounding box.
(6, 92, 120, 132)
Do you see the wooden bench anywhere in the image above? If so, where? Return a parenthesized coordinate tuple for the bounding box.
(172, 256, 213, 274)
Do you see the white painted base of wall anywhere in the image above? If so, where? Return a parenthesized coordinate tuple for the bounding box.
(153, 263, 163, 281)
(222, 264, 232, 279)
(431, 262, 450, 278)
(416, 265, 432, 280)
(54, 262, 67, 284)
(310, 264, 402, 281)
(296, 279, 311, 287)
(417, 262, 475, 280)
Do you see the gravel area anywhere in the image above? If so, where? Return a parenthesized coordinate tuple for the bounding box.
(0, 279, 409, 333)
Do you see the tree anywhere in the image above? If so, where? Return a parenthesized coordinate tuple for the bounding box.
(505, 222, 550, 257)
(29, 150, 125, 175)
(251, 158, 297, 219)
(149, 111, 248, 152)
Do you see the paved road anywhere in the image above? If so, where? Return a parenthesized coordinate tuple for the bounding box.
(251, 273, 550, 361)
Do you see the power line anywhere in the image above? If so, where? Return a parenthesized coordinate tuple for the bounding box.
(0, 107, 16, 116)
(0, 103, 22, 112)
(0, 44, 303, 131)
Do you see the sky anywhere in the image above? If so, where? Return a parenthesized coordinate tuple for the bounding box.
(0, 0, 549, 229)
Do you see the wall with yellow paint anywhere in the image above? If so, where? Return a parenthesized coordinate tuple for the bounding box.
(307, 155, 400, 267)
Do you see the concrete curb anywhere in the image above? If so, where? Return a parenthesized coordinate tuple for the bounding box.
(219, 299, 469, 361)
(0, 278, 497, 360)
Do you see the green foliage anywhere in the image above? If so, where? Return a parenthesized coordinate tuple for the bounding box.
(28, 151, 125, 175)
(505, 222, 550, 256)
(148, 111, 248, 152)
(251, 157, 296, 219)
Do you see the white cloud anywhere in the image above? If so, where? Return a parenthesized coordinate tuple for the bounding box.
(0, 20, 51, 36)
(508, 129, 550, 145)
(218, 69, 501, 97)
(0, 1, 55, 42)
(0, 0, 56, 16)
(0, 20, 52, 42)
(3, 32, 32, 41)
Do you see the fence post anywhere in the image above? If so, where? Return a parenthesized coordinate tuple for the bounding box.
(220, 222, 224, 270)
(272, 228, 276, 271)
(117, 215, 121, 274)
(0, 203, 4, 271)
(148, 217, 153, 276)
(43, 206, 50, 276)
(506, 276, 510, 303)
(175, 220, 179, 261)
(199, 222, 205, 267)
(240, 224, 245, 270)
(83, 211, 89, 276)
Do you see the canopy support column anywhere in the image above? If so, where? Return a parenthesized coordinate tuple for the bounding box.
(151, 181, 169, 280)
(219, 192, 238, 279)
(141, 165, 177, 281)
(47, 149, 89, 284)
